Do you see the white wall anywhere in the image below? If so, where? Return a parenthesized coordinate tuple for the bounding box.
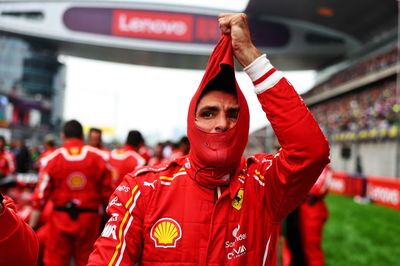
(330, 140, 397, 178)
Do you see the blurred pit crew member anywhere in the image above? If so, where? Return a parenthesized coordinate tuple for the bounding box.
(284, 165, 332, 266)
(29, 119, 112, 266)
(88, 127, 109, 153)
(0, 136, 16, 185)
(109, 130, 146, 189)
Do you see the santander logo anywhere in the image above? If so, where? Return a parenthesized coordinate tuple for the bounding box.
(232, 225, 241, 238)
(112, 10, 193, 41)
(232, 225, 247, 241)
(226, 225, 247, 259)
(225, 225, 247, 248)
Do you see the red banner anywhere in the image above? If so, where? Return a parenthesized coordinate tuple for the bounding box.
(367, 176, 400, 210)
(329, 172, 347, 194)
(329, 171, 400, 210)
(112, 10, 193, 42)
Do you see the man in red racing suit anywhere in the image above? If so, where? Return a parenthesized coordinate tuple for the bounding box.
(283, 165, 332, 266)
(30, 120, 113, 266)
(0, 136, 16, 184)
(109, 130, 146, 189)
(299, 165, 332, 266)
(88, 13, 329, 266)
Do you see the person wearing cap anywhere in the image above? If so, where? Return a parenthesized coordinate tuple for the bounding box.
(87, 13, 329, 266)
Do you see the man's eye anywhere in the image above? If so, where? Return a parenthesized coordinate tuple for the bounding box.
(200, 111, 214, 118)
(228, 111, 239, 119)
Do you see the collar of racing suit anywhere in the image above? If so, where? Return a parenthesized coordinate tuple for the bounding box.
(63, 138, 84, 148)
(122, 144, 136, 151)
(186, 34, 250, 190)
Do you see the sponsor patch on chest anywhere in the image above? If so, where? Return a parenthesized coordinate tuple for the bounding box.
(66, 172, 87, 189)
(150, 218, 182, 248)
(226, 224, 247, 259)
(232, 188, 244, 210)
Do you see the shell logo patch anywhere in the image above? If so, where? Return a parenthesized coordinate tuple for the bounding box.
(232, 188, 244, 210)
(67, 172, 87, 190)
(69, 147, 80, 155)
(150, 218, 182, 248)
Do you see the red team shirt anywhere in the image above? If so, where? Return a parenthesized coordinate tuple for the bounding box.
(32, 138, 113, 265)
(33, 139, 112, 210)
(138, 146, 152, 165)
(109, 144, 146, 189)
(297, 165, 332, 266)
(0, 149, 15, 177)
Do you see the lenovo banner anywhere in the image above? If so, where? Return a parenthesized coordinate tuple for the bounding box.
(64, 7, 221, 44)
(112, 10, 193, 41)
(63, 7, 288, 46)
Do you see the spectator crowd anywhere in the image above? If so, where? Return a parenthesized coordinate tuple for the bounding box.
(306, 47, 398, 142)
(304, 47, 397, 98)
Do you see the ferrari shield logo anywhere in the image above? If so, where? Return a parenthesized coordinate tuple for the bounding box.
(232, 188, 244, 210)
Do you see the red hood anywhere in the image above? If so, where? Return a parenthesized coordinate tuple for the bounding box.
(186, 34, 249, 188)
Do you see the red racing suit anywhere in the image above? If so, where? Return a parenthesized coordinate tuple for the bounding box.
(109, 144, 145, 189)
(0, 194, 39, 265)
(0, 149, 15, 178)
(32, 138, 112, 266)
(138, 145, 152, 165)
(87, 55, 330, 265)
(298, 165, 332, 266)
(34, 146, 56, 170)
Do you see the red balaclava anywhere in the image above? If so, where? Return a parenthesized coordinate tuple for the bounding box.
(186, 34, 250, 188)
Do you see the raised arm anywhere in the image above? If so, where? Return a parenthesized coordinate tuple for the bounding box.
(218, 13, 261, 67)
(219, 13, 330, 220)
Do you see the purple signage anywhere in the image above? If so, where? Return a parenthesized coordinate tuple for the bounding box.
(63, 7, 289, 47)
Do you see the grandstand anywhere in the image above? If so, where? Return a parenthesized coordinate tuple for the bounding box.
(307, 37, 400, 210)
(247, 40, 398, 175)
(302, 39, 398, 174)
(246, 4, 399, 209)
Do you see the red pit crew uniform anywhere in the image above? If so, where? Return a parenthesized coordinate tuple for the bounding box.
(138, 146, 152, 165)
(32, 139, 112, 266)
(109, 145, 145, 189)
(88, 37, 329, 265)
(0, 194, 39, 266)
(298, 165, 332, 266)
(34, 146, 56, 170)
(96, 146, 111, 154)
(0, 149, 15, 178)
